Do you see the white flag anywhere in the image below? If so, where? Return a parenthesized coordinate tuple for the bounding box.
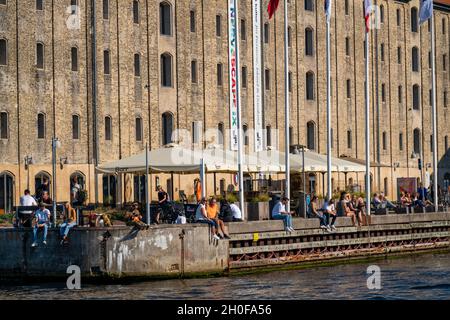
(419, 0, 433, 25)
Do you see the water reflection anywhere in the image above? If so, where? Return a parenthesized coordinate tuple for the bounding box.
(1, 252, 450, 300)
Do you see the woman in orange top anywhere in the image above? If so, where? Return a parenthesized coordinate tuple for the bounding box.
(207, 198, 230, 239)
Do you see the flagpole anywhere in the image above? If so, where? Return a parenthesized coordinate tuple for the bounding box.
(430, 12, 439, 210)
(326, 1, 332, 200)
(365, 29, 371, 216)
(283, 0, 290, 209)
(233, 0, 245, 219)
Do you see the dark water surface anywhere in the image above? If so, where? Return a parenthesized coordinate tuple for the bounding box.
(1, 252, 450, 300)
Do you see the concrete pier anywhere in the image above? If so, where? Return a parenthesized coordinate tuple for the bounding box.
(0, 212, 449, 281)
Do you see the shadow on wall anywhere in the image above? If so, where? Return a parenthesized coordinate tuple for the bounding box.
(438, 149, 450, 189)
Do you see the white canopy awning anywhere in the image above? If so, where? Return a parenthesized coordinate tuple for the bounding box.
(97, 144, 365, 174)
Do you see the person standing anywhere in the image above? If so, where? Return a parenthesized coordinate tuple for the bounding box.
(71, 177, 81, 205)
(271, 197, 295, 233)
(31, 202, 51, 247)
(194, 178, 202, 204)
(156, 185, 169, 224)
(19, 190, 37, 227)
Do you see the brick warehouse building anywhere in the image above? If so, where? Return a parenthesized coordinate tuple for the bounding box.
(0, 0, 449, 212)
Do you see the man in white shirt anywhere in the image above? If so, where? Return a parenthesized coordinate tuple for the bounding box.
(271, 197, 295, 233)
(230, 202, 243, 222)
(19, 190, 37, 227)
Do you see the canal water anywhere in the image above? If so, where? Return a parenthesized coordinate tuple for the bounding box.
(1, 252, 449, 300)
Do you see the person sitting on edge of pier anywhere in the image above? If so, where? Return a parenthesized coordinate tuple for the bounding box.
(219, 199, 234, 223)
(59, 202, 78, 245)
(125, 203, 150, 230)
(400, 191, 413, 208)
(380, 192, 397, 210)
(207, 198, 231, 239)
(195, 197, 221, 241)
(322, 198, 337, 232)
(230, 201, 243, 222)
(31, 202, 51, 247)
(272, 197, 295, 233)
(309, 196, 327, 229)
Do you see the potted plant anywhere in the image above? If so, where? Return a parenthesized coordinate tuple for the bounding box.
(246, 193, 270, 221)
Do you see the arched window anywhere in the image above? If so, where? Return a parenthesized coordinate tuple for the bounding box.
(382, 131, 387, 150)
(243, 124, 249, 146)
(240, 19, 247, 41)
(160, 2, 172, 35)
(347, 130, 352, 149)
(398, 86, 403, 103)
(307, 121, 316, 151)
(72, 114, 79, 140)
(71, 46, 78, 71)
(413, 128, 421, 155)
(287, 26, 292, 47)
(242, 66, 248, 88)
(266, 125, 272, 147)
(399, 133, 404, 151)
(133, 0, 139, 24)
(105, 116, 112, 141)
(443, 18, 446, 35)
(0, 111, 8, 139)
(0, 172, 14, 214)
(445, 135, 448, 153)
(345, 37, 350, 56)
(103, 0, 109, 19)
(379, 5, 384, 24)
(380, 43, 385, 61)
(345, 0, 349, 15)
(0, 38, 7, 65)
(36, 0, 43, 10)
(162, 112, 173, 145)
(216, 15, 222, 37)
(306, 71, 315, 100)
(305, 28, 314, 56)
(264, 23, 269, 43)
(412, 47, 419, 72)
(37, 113, 46, 139)
(36, 42, 44, 69)
(70, 171, 85, 205)
(35, 171, 51, 199)
(396, 9, 401, 26)
(134, 53, 141, 77)
(411, 7, 418, 32)
(135, 117, 143, 141)
(218, 122, 224, 145)
(191, 60, 197, 83)
(102, 174, 117, 207)
(161, 53, 172, 87)
(190, 10, 196, 32)
(384, 177, 389, 196)
(104, 50, 110, 75)
(413, 84, 420, 110)
(304, 0, 314, 12)
(133, 174, 146, 203)
(217, 63, 223, 86)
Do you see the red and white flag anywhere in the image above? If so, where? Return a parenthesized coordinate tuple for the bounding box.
(364, 0, 373, 32)
(267, 0, 280, 19)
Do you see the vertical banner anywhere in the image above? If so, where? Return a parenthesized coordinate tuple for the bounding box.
(228, 0, 239, 151)
(253, 0, 263, 152)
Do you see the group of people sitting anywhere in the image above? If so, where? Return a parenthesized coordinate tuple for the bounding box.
(399, 190, 434, 209)
(308, 192, 367, 231)
(195, 197, 243, 240)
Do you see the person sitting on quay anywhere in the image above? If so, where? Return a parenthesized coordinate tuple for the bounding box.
(348, 194, 362, 227)
(308, 196, 327, 229)
(125, 203, 149, 230)
(372, 193, 382, 210)
(380, 192, 397, 210)
(229, 200, 243, 222)
(60, 202, 78, 245)
(337, 192, 357, 227)
(31, 202, 51, 247)
(195, 197, 221, 241)
(400, 191, 413, 208)
(219, 199, 235, 223)
(272, 197, 295, 233)
(207, 198, 231, 239)
(355, 195, 367, 226)
(322, 198, 337, 232)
